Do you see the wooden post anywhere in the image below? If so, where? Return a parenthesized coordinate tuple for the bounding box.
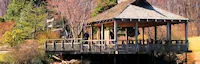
(101, 24, 104, 52)
(62, 40, 64, 50)
(81, 26, 84, 39)
(142, 27, 145, 44)
(185, 21, 188, 64)
(125, 28, 128, 53)
(53, 41, 56, 51)
(167, 22, 169, 41)
(114, 20, 118, 53)
(90, 26, 93, 51)
(185, 21, 188, 45)
(135, 22, 139, 52)
(45, 41, 47, 51)
(167, 22, 172, 44)
(167, 22, 172, 63)
(114, 21, 118, 43)
(99, 27, 101, 40)
(72, 38, 74, 49)
(154, 26, 157, 43)
(101, 24, 104, 42)
(125, 28, 128, 44)
(81, 40, 83, 52)
(91, 26, 94, 40)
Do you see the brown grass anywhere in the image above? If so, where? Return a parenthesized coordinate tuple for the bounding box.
(3, 40, 45, 64)
(188, 37, 200, 64)
(0, 21, 15, 40)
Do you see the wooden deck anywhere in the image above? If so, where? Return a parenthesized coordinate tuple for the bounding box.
(45, 39, 188, 54)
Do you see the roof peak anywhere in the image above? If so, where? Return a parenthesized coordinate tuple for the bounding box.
(131, 0, 152, 9)
(132, 0, 150, 5)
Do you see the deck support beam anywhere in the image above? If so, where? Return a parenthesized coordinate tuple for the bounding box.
(135, 22, 139, 52)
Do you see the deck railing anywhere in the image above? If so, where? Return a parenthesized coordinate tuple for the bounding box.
(45, 39, 188, 54)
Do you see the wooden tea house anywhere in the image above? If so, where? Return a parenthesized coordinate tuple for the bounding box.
(45, 0, 191, 54)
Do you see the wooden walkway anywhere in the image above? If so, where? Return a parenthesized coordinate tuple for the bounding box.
(45, 39, 188, 54)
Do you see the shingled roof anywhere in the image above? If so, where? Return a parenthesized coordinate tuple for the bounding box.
(88, 0, 189, 23)
(88, 0, 135, 22)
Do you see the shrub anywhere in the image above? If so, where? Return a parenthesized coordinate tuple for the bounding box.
(36, 31, 60, 45)
(3, 40, 52, 64)
(1, 29, 28, 47)
(0, 17, 4, 22)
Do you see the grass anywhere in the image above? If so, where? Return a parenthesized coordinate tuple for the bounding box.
(189, 37, 200, 51)
(0, 53, 6, 62)
(188, 36, 200, 64)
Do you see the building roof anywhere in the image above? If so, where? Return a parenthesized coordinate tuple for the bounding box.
(115, 4, 188, 20)
(88, 0, 189, 24)
(88, 0, 135, 22)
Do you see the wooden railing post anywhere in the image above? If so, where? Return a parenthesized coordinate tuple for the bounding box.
(45, 41, 47, 51)
(89, 40, 91, 52)
(53, 40, 56, 51)
(72, 38, 75, 49)
(80, 39, 83, 52)
(61, 40, 64, 50)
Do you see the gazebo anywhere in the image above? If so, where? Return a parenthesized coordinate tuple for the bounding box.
(87, 0, 190, 54)
(45, 0, 191, 55)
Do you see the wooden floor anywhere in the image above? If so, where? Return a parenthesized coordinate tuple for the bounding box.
(45, 39, 188, 54)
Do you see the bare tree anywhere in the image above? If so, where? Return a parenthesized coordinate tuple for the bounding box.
(47, 0, 95, 38)
(0, 0, 10, 17)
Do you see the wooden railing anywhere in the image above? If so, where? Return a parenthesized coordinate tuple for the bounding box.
(45, 39, 188, 54)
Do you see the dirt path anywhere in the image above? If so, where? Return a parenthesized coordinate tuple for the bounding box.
(0, 51, 9, 54)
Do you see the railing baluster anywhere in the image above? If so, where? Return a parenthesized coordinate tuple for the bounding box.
(89, 40, 91, 52)
(45, 39, 188, 54)
(80, 40, 83, 52)
(176, 40, 179, 44)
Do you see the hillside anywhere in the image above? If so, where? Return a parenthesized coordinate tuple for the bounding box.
(148, 0, 200, 37)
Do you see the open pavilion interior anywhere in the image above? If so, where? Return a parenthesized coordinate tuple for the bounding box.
(45, 0, 192, 55)
(87, 0, 190, 46)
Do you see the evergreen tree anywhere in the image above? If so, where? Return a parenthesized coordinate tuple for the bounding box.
(2, 0, 47, 47)
(92, 0, 117, 17)
(4, 0, 26, 21)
